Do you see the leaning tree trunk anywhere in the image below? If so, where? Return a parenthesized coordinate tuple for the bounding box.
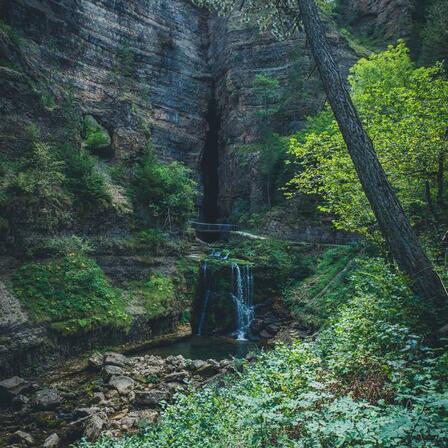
(297, 0, 448, 323)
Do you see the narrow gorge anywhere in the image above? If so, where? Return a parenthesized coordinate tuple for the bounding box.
(1, 0, 447, 447)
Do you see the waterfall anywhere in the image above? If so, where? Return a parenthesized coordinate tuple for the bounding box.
(196, 261, 210, 336)
(231, 263, 254, 341)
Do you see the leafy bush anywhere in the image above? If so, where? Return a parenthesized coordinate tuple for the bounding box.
(133, 147, 197, 230)
(0, 142, 72, 231)
(13, 254, 128, 333)
(129, 273, 176, 319)
(59, 144, 112, 210)
(82, 115, 111, 153)
(284, 245, 360, 327)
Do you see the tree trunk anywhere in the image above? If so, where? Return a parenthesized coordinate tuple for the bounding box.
(297, 0, 447, 322)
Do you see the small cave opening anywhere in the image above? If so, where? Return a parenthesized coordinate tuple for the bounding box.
(199, 96, 221, 242)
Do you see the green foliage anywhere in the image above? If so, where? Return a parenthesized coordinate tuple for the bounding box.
(13, 253, 128, 333)
(130, 273, 176, 319)
(284, 245, 360, 328)
(420, 0, 448, 64)
(59, 143, 113, 211)
(288, 42, 448, 239)
(318, 257, 426, 377)
(133, 147, 197, 230)
(127, 229, 168, 254)
(82, 115, 111, 153)
(26, 235, 93, 258)
(0, 19, 25, 47)
(252, 73, 280, 120)
(82, 339, 448, 448)
(82, 249, 448, 448)
(0, 141, 72, 231)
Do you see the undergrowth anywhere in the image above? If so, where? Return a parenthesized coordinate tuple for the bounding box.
(81, 254, 448, 447)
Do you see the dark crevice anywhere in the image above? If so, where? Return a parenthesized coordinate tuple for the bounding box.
(201, 94, 221, 224)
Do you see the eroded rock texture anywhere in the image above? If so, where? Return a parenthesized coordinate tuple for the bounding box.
(0, 0, 358, 219)
(337, 0, 415, 41)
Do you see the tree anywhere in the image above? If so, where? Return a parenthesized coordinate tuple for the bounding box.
(193, 0, 448, 325)
(289, 43, 448, 238)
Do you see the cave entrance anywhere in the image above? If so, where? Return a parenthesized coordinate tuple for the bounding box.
(199, 96, 221, 242)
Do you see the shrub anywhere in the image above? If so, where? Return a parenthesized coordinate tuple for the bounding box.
(0, 142, 72, 231)
(130, 273, 176, 319)
(13, 254, 128, 333)
(133, 147, 197, 230)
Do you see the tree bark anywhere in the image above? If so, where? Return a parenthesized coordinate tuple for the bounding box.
(296, 0, 447, 322)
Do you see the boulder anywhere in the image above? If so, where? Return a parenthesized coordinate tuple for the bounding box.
(12, 394, 30, 409)
(0, 376, 30, 402)
(12, 430, 35, 445)
(34, 388, 62, 410)
(259, 329, 272, 339)
(130, 409, 159, 424)
(43, 433, 60, 448)
(134, 389, 170, 406)
(102, 365, 124, 379)
(195, 363, 220, 378)
(88, 353, 104, 370)
(188, 359, 207, 371)
(166, 355, 186, 369)
(109, 376, 134, 395)
(164, 370, 190, 383)
(104, 352, 128, 367)
(84, 415, 104, 441)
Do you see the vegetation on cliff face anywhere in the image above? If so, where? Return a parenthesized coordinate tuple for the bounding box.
(12, 251, 128, 334)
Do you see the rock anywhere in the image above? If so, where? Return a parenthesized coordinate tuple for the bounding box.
(120, 416, 137, 428)
(84, 415, 104, 441)
(34, 388, 62, 410)
(105, 389, 119, 400)
(12, 394, 30, 409)
(92, 392, 106, 404)
(188, 359, 207, 371)
(195, 362, 220, 378)
(12, 430, 35, 445)
(245, 352, 258, 362)
(259, 329, 273, 339)
(130, 409, 159, 424)
(166, 355, 186, 369)
(75, 407, 102, 418)
(109, 376, 134, 395)
(0, 376, 30, 402)
(134, 389, 170, 406)
(164, 370, 190, 383)
(266, 324, 279, 334)
(102, 365, 124, 379)
(88, 353, 104, 370)
(104, 352, 128, 367)
(43, 433, 60, 448)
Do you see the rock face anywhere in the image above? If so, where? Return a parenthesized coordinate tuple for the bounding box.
(0, 0, 359, 222)
(337, 0, 415, 41)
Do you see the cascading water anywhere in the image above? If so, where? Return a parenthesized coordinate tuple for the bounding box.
(196, 261, 211, 336)
(195, 254, 254, 340)
(231, 263, 254, 341)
